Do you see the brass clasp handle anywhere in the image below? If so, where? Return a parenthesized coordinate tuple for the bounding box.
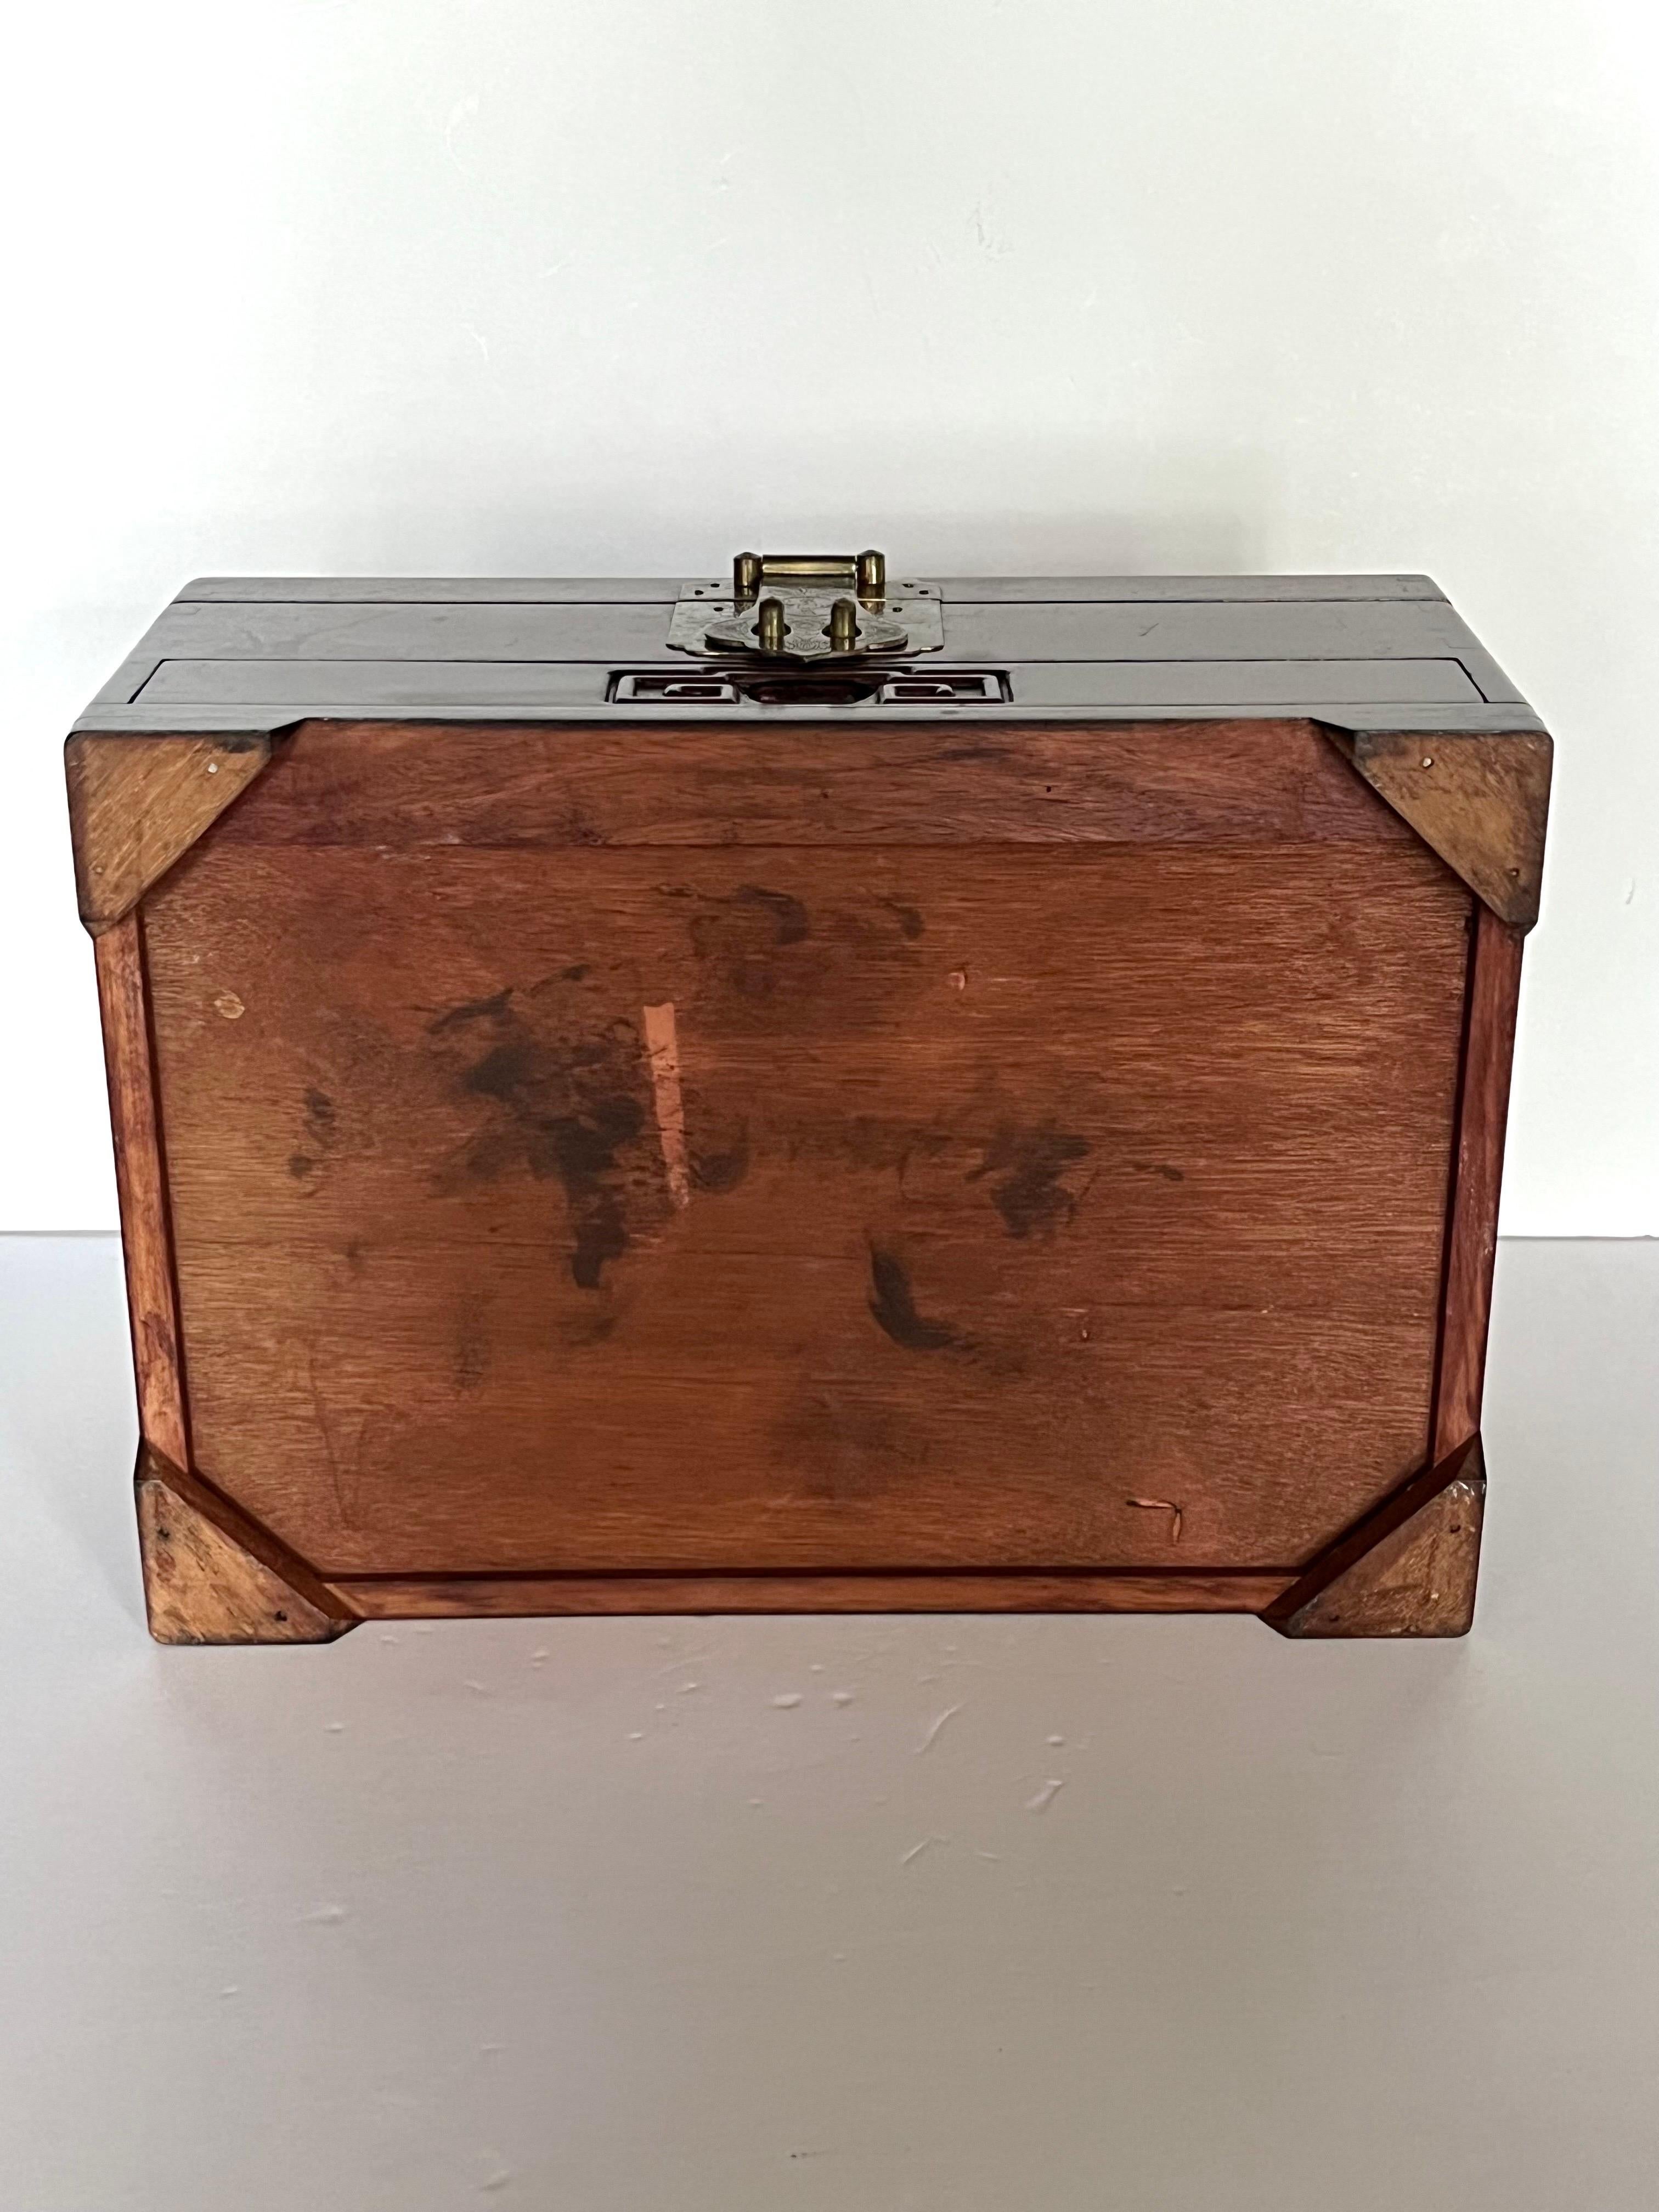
(666, 549, 941, 663)
(732, 549, 886, 604)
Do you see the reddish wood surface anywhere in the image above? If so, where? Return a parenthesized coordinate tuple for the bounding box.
(1432, 910, 1524, 1460)
(205, 716, 1415, 852)
(334, 1571, 1295, 1618)
(136, 714, 1476, 1587)
(94, 915, 189, 1470)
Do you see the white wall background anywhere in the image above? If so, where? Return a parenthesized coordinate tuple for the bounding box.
(3, 0, 1655, 1233)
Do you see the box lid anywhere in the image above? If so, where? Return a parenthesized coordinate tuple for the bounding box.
(74, 569, 1543, 736)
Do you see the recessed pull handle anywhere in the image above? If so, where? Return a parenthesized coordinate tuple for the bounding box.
(877, 672, 1008, 703)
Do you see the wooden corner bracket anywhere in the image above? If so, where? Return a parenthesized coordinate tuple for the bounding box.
(1320, 727, 1551, 930)
(66, 732, 273, 935)
(135, 1447, 357, 1646)
(1262, 1436, 1486, 1639)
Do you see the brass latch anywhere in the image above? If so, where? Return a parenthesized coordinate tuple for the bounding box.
(667, 549, 945, 662)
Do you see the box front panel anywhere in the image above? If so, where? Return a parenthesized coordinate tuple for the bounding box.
(140, 723, 1472, 1579)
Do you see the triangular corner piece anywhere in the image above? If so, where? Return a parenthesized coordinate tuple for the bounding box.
(1263, 1437, 1486, 1639)
(66, 732, 273, 935)
(1322, 727, 1550, 930)
(135, 1448, 356, 1645)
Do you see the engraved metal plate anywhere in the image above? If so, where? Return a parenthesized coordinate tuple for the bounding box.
(609, 667, 1006, 706)
(668, 579, 945, 659)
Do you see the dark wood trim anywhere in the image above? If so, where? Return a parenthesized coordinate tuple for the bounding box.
(94, 913, 190, 1472)
(329, 1570, 1295, 1619)
(1432, 908, 1524, 1462)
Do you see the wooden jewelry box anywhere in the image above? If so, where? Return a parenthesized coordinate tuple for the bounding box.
(67, 555, 1549, 1644)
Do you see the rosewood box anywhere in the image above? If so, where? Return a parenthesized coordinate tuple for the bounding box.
(67, 555, 1549, 1643)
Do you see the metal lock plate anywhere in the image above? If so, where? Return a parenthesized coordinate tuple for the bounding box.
(667, 549, 945, 661)
(609, 668, 1008, 706)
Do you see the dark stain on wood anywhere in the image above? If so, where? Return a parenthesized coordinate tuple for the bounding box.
(1132, 1160, 1186, 1183)
(777, 1388, 922, 1500)
(427, 986, 515, 1034)
(690, 883, 810, 957)
(968, 1121, 1092, 1238)
(432, 986, 653, 1289)
(453, 1294, 491, 1392)
(545, 1098, 645, 1288)
(837, 1115, 950, 1177)
(691, 1122, 751, 1193)
(679, 880, 933, 1040)
(867, 1244, 963, 1352)
(286, 1085, 338, 1192)
(741, 884, 810, 944)
(682, 883, 817, 1016)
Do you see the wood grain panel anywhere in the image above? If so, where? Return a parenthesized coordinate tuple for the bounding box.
(94, 914, 189, 1469)
(142, 821, 1472, 1580)
(334, 1571, 1295, 1618)
(1433, 911, 1524, 1459)
(207, 717, 1414, 852)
